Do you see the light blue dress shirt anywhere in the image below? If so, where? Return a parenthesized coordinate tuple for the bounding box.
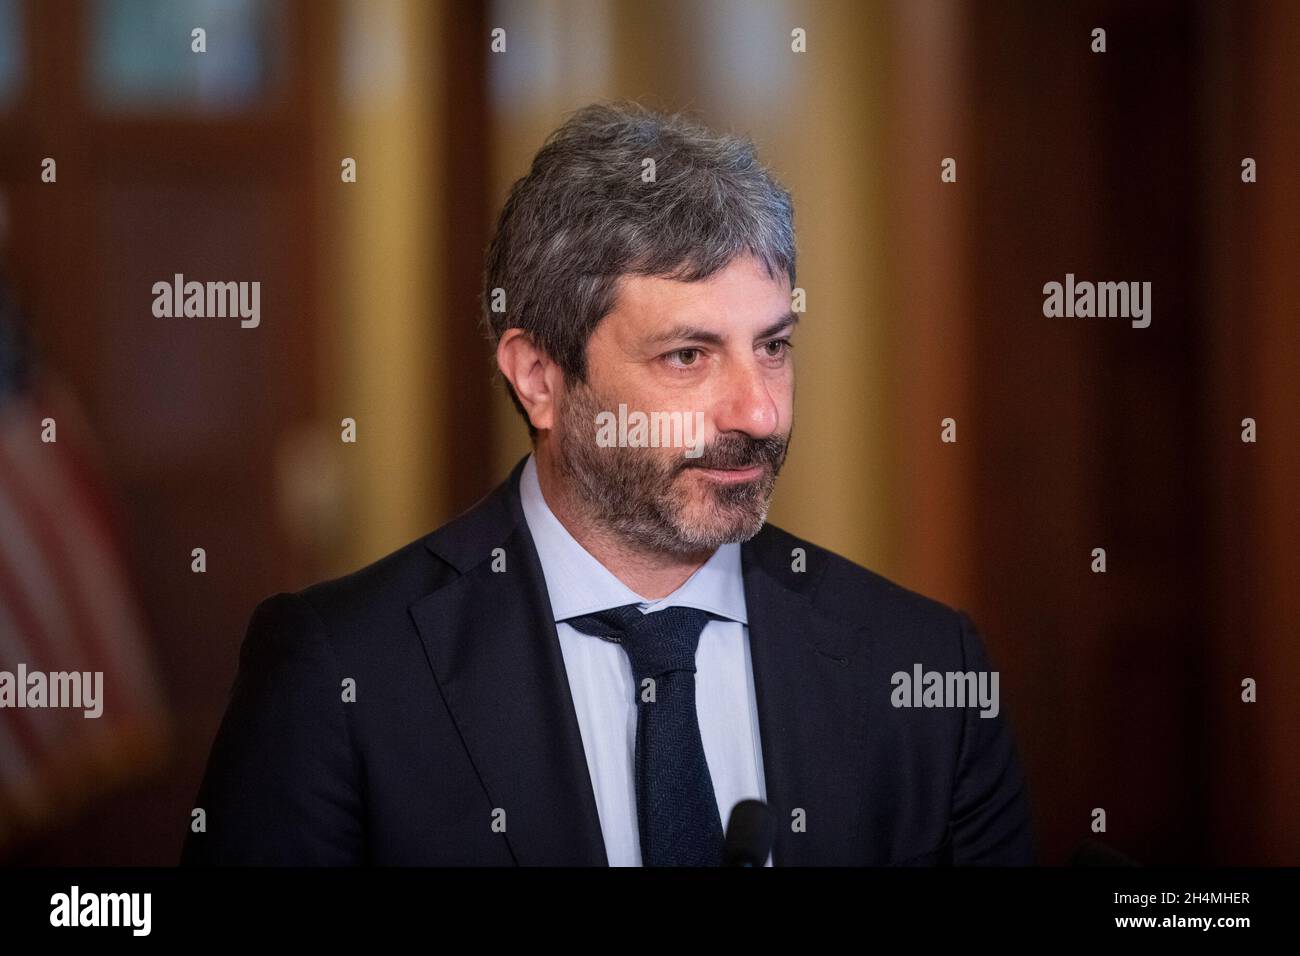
(518, 453, 771, 866)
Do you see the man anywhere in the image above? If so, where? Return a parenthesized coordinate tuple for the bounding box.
(182, 101, 1034, 866)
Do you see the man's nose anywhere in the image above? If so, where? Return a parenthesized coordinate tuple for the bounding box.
(712, 359, 781, 439)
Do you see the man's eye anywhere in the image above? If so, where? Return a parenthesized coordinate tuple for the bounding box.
(763, 338, 792, 357)
(670, 348, 700, 366)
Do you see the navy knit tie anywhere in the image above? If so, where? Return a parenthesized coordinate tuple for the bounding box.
(565, 603, 724, 866)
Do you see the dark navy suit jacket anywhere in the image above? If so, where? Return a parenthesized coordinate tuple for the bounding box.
(182, 455, 1035, 865)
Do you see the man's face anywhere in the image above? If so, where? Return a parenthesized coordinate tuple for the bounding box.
(555, 254, 795, 554)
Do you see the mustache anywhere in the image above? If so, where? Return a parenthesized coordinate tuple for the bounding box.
(680, 434, 787, 472)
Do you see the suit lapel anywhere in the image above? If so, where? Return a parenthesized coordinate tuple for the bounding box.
(409, 458, 608, 865)
(742, 527, 871, 865)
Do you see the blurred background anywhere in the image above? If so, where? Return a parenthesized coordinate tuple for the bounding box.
(0, 0, 1295, 865)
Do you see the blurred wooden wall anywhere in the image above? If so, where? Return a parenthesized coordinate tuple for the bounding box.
(889, 0, 1298, 864)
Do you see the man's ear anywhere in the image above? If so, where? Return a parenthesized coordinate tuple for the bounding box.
(497, 329, 559, 432)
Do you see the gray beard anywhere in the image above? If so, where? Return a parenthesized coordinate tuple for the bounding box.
(555, 380, 790, 555)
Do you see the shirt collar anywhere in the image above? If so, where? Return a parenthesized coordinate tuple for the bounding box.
(518, 453, 748, 625)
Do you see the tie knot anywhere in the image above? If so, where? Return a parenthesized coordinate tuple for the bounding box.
(565, 603, 714, 679)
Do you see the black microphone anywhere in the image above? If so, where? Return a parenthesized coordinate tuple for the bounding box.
(1068, 838, 1140, 866)
(723, 799, 774, 866)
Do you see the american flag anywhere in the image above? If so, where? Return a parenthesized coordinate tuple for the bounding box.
(0, 273, 170, 855)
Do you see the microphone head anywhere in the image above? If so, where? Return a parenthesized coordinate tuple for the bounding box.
(1068, 838, 1140, 866)
(723, 799, 775, 866)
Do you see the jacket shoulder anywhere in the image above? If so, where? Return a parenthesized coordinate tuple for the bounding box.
(292, 535, 445, 628)
(249, 463, 519, 640)
(754, 521, 968, 636)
